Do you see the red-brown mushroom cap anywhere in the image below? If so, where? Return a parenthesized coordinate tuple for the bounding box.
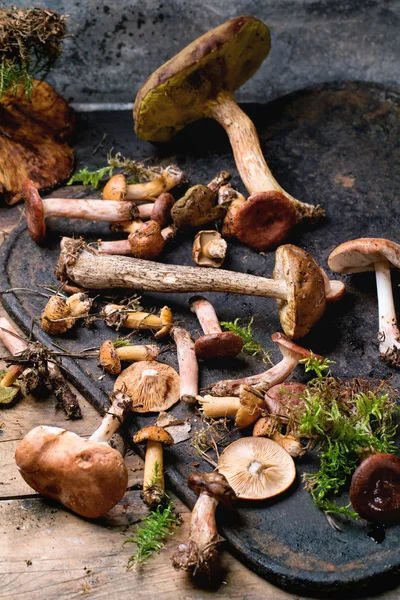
(233, 192, 297, 252)
(194, 332, 243, 359)
(133, 425, 174, 445)
(99, 340, 122, 374)
(151, 192, 175, 228)
(328, 238, 400, 274)
(350, 454, 400, 523)
(102, 174, 127, 201)
(264, 382, 307, 419)
(128, 220, 165, 259)
(23, 179, 46, 243)
(187, 471, 236, 506)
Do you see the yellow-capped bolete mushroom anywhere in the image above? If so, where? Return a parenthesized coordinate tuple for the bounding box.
(103, 304, 173, 339)
(218, 437, 296, 499)
(329, 238, 400, 367)
(192, 230, 227, 268)
(114, 361, 180, 412)
(171, 472, 235, 575)
(190, 296, 243, 359)
(41, 293, 93, 335)
(209, 332, 322, 396)
(171, 172, 230, 228)
(350, 454, 400, 523)
(133, 425, 173, 507)
(102, 166, 184, 201)
(98, 221, 177, 260)
(15, 391, 132, 518)
(99, 340, 159, 374)
(171, 327, 198, 405)
(198, 385, 265, 428)
(134, 17, 323, 250)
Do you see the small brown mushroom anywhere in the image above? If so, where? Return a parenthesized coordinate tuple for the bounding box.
(133, 425, 174, 507)
(171, 172, 230, 228)
(102, 166, 184, 201)
(218, 437, 296, 500)
(110, 191, 175, 233)
(99, 340, 159, 374)
(97, 224, 176, 259)
(171, 472, 235, 575)
(264, 382, 307, 419)
(350, 454, 400, 523)
(198, 385, 265, 428)
(190, 296, 243, 359)
(103, 304, 173, 339)
(171, 327, 198, 405)
(252, 419, 306, 458)
(41, 293, 92, 335)
(114, 361, 180, 412)
(192, 230, 227, 268)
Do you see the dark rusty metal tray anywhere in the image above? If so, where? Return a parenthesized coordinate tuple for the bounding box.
(1, 82, 400, 597)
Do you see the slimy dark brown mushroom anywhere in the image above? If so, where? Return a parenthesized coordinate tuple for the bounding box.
(102, 166, 184, 201)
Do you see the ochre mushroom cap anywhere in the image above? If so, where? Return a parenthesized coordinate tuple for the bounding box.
(114, 361, 180, 412)
(274, 245, 326, 339)
(134, 16, 270, 142)
(218, 437, 296, 500)
(102, 174, 127, 201)
(328, 238, 400, 274)
(41, 295, 74, 335)
(253, 416, 274, 437)
(99, 340, 121, 374)
(188, 471, 236, 506)
(23, 180, 46, 243)
(133, 425, 174, 445)
(15, 426, 128, 519)
(194, 332, 243, 359)
(235, 385, 265, 428)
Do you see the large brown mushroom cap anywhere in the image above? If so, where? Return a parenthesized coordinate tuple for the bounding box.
(194, 332, 243, 359)
(15, 426, 128, 519)
(114, 361, 180, 412)
(274, 245, 326, 339)
(134, 16, 270, 142)
(99, 340, 121, 374)
(218, 437, 296, 500)
(134, 425, 174, 445)
(328, 238, 400, 274)
(188, 471, 236, 506)
(264, 382, 307, 419)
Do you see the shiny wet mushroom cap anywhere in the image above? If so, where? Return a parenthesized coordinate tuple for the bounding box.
(114, 361, 180, 412)
(218, 436, 296, 500)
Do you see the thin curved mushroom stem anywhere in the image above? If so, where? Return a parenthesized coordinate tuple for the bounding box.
(375, 260, 400, 365)
(89, 391, 132, 443)
(171, 327, 198, 404)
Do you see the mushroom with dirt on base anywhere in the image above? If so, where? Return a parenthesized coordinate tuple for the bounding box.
(103, 304, 173, 339)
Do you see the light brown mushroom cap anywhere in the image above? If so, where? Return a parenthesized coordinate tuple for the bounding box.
(102, 174, 127, 201)
(253, 416, 274, 437)
(218, 437, 296, 500)
(235, 386, 265, 428)
(15, 426, 128, 519)
(134, 16, 270, 142)
(41, 295, 74, 335)
(99, 340, 122, 374)
(192, 230, 227, 268)
(128, 220, 165, 260)
(328, 238, 400, 274)
(114, 361, 180, 412)
(274, 245, 326, 339)
(134, 425, 174, 445)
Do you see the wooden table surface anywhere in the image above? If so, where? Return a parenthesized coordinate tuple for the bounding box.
(0, 206, 399, 600)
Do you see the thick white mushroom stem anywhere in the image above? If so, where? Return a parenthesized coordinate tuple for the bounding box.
(203, 239, 227, 260)
(172, 327, 198, 404)
(143, 441, 165, 506)
(126, 166, 184, 200)
(97, 225, 175, 256)
(89, 391, 131, 443)
(41, 198, 141, 222)
(206, 91, 323, 222)
(375, 260, 400, 366)
(190, 297, 223, 335)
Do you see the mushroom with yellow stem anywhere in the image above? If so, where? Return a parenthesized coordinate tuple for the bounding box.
(198, 385, 265, 429)
(218, 437, 296, 499)
(98, 340, 160, 375)
(133, 425, 174, 507)
(103, 304, 173, 339)
(134, 17, 323, 251)
(102, 165, 184, 201)
(172, 472, 236, 576)
(114, 361, 180, 412)
(192, 231, 227, 268)
(171, 327, 198, 405)
(41, 292, 93, 335)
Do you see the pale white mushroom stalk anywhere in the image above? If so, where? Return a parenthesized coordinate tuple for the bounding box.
(375, 260, 400, 364)
(171, 326, 198, 404)
(89, 391, 132, 443)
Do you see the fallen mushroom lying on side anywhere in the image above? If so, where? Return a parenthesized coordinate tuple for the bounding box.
(328, 238, 400, 366)
(97, 222, 177, 260)
(57, 239, 335, 340)
(103, 304, 173, 339)
(172, 472, 236, 576)
(99, 340, 160, 374)
(134, 17, 323, 251)
(171, 327, 198, 405)
(171, 172, 230, 228)
(192, 231, 227, 268)
(15, 391, 132, 518)
(198, 385, 265, 428)
(102, 165, 184, 201)
(41, 293, 93, 335)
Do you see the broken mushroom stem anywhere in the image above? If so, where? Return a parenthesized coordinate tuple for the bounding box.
(172, 472, 235, 576)
(171, 326, 198, 404)
(41, 292, 93, 335)
(103, 304, 173, 339)
(102, 165, 184, 201)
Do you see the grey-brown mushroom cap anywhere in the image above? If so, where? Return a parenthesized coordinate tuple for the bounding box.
(328, 238, 400, 274)
(274, 245, 326, 339)
(133, 425, 174, 445)
(187, 471, 236, 506)
(134, 16, 270, 142)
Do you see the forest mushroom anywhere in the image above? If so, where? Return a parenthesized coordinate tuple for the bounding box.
(98, 222, 177, 260)
(114, 361, 180, 412)
(192, 231, 227, 268)
(41, 292, 93, 335)
(133, 425, 174, 507)
(102, 165, 184, 201)
(252, 418, 306, 458)
(171, 472, 236, 575)
(350, 454, 400, 523)
(218, 437, 296, 499)
(57, 239, 333, 339)
(328, 238, 400, 366)
(110, 191, 175, 233)
(23, 179, 153, 243)
(99, 340, 159, 374)
(264, 382, 307, 419)
(0, 318, 26, 405)
(171, 327, 198, 404)
(208, 333, 322, 396)
(198, 385, 265, 428)
(134, 17, 323, 250)
(15, 391, 131, 518)
(189, 296, 243, 359)
(103, 304, 173, 339)
(171, 172, 230, 228)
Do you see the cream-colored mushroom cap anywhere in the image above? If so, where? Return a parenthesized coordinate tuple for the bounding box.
(114, 361, 180, 412)
(328, 238, 400, 274)
(192, 230, 227, 268)
(218, 437, 296, 500)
